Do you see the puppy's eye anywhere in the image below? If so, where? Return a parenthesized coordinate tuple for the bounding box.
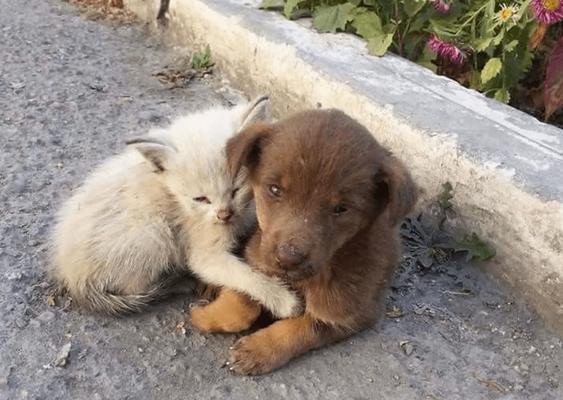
(333, 205, 348, 216)
(268, 184, 282, 198)
(231, 188, 240, 198)
(193, 196, 211, 204)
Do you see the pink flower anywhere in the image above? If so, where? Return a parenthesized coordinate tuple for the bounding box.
(427, 35, 467, 65)
(430, 0, 450, 14)
(531, 0, 563, 25)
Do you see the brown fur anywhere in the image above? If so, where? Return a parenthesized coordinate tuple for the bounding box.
(197, 109, 417, 374)
(191, 288, 261, 333)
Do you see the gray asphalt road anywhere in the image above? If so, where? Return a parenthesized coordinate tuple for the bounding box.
(0, 1, 562, 399)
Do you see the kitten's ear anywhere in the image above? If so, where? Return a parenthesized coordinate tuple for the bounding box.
(126, 137, 176, 172)
(374, 155, 418, 226)
(238, 95, 271, 131)
(226, 122, 274, 176)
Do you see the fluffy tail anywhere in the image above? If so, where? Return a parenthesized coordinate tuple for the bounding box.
(72, 275, 194, 315)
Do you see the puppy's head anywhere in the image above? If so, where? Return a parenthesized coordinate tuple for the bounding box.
(227, 109, 417, 281)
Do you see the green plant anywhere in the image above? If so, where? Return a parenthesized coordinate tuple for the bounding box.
(261, 0, 563, 120)
(191, 45, 214, 71)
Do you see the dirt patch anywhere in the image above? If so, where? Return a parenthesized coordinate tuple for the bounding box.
(64, 0, 137, 23)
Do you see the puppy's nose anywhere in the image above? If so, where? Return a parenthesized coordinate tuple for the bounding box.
(216, 209, 233, 222)
(275, 243, 306, 268)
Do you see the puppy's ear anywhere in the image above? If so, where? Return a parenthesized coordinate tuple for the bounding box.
(374, 156, 417, 226)
(226, 122, 273, 176)
(126, 137, 176, 172)
(238, 95, 270, 132)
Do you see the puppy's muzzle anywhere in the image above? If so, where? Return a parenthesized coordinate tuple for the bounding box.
(275, 243, 305, 267)
(274, 242, 316, 281)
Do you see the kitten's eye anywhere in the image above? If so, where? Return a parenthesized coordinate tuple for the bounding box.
(231, 188, 240, 198)
(333, 204, 348, 216)
(268, 184, 282, 198)
(193, 196, 211, 204)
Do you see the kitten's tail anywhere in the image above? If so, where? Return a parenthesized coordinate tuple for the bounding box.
(70, 275, 193, 315)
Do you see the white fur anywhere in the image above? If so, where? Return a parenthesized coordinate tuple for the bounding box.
(51, 100, 300, 317)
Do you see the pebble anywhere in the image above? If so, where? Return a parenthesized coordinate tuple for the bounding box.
(28, 319, 41, 329)
(37, 311, 55, 323)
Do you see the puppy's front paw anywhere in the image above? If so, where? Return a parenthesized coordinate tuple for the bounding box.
(189, 303, 217, 333)
(228, 334, 284, 375)
(190, 294, 261, 334)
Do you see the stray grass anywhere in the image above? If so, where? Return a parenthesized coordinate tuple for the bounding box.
(152, 49, 214, 89)
(191, 45, 214, 71)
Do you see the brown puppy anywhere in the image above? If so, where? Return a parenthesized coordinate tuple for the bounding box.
(194, 109, 417, 374)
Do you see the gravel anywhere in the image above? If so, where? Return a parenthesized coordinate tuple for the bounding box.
(0, 1, 562, 399)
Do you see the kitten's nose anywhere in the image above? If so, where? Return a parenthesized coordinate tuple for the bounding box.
(217, 209, 233, 222)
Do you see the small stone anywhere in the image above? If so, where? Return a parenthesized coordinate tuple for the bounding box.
(6, 271, 24, 281)
(15, 319, 28, 329)
(28, 319, 41, 329)
(78, 349, 88, 360)
(275, 383, 288, 397)
(37, 311, 55, 323)
(54, 342, 71, 367)
(400, 340, 414, 356)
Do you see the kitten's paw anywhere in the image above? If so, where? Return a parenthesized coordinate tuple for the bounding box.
(228, 334, 284, 375)
(270, 289, 303, 319)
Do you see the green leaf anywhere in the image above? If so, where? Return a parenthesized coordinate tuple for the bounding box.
(473, 37, 493, 51)
(283, 0, 300, 18)
(450, 233, 496, 262)
(313, 4, 356, 33)
(403, 0, 426, 17)
(492, 30, 505, 46)
(417, 60, 437, 72)
(260, 0, 284, 10)
(481, 57, 502, 84)
(417, 46, 437, 72)
(438, 182, 454, 210)
(504, 40, 519, 52)
(351, 11, 383, 39)
(468, 70, 482, 90)
(367, 33, 394, 56)
(494, 89, 511, 103)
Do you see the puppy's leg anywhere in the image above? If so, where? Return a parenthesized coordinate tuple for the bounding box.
(190, 288, 261, 333)
(228, 314, 352, 375)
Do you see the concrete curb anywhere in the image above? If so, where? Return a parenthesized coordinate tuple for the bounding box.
(124, 0, 563, 333)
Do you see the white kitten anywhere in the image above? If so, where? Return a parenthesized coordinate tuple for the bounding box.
(51, 97, 300, 317)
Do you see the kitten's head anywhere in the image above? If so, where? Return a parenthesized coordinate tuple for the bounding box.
(126, 96, 270, 227)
